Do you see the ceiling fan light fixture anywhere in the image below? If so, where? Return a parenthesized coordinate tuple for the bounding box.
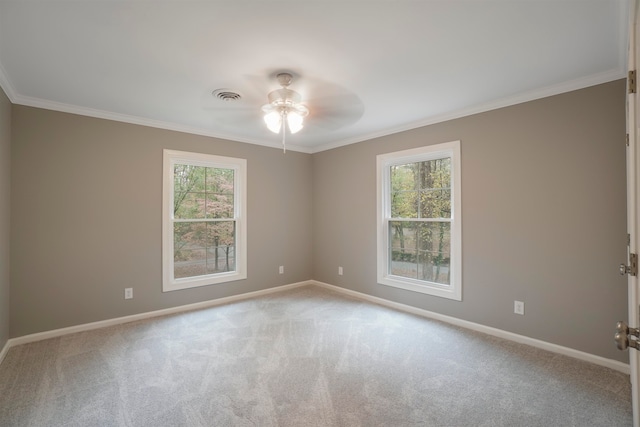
(261, 72, 309, 151)
(264, 110, 282, 133)
(287, 110, 304, 134)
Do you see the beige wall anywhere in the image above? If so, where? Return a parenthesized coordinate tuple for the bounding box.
(0, 87, 10, 350)
(10, 107, 313, 337)
(313, 80, 628, 362)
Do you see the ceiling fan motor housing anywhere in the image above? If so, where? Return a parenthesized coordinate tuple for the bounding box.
(267, 88, 301, 107)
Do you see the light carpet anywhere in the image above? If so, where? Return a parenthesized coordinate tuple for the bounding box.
(0, 285, 632, 426)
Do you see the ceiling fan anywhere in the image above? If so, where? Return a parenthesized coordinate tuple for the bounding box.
(202, 71, 365, 151)
(260, 72, 309, 152)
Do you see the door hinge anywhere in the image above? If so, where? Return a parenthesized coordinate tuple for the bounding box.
(621, 253, 638, 276)
(627, 134, 630, 147)
(628, 233, 631, 246)
(630, 70, 637, 94)
(615, 321, 640, 351)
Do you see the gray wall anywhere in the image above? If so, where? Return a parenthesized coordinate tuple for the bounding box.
(7, 79, 629, 363)
(10, 107, 313, 337)
(0, 87, 10, 350)
(313, 80, 628, 362)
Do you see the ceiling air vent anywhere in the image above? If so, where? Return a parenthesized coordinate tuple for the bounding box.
(212, 89, 242, 101)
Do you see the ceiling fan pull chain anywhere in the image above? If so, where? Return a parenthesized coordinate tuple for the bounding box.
(281, 110, 287, 153)
(282, 130, 286, 153)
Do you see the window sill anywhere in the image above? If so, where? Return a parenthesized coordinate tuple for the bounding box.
(378, 275, 461, 301)
(163, 271, 247, 292)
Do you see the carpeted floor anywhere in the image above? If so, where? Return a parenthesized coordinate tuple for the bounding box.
(0, 285, 633, 426)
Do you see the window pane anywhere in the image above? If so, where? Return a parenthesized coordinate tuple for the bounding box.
(206, 194, 234, 218)
(174, 221, 236, 279)
(174, 249, 207, 279)
(389, 221, 418, 278)
(391, 164, 416, 218)
(388, 221, 450, 285)
(391, 164, 416, 192)
(389, 221, 416, 252)
(206, 168, 234, 194)
(420, 189, 451, 218)
(390, 249, 418, 278)
(174, 222, 207, 250)
(175, 166, 235, 220)
(417, 158, 450, 218)
(417, 222, 451, 285)
(174, 223, 207, 278)
(174, 165, 205, 192)
(391, 158, 451, 219)
(175, 192, 206, 219)
(419, 158, 451, 190)
(391, 191, 418, 218)
(205, 221, 236, 274)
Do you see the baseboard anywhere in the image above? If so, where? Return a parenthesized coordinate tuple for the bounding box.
(2, 279, 630, 375)
(5, 280, 313, 349)
(311, 280, 630, 375)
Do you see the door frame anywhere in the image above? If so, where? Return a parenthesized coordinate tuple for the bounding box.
(627, 1, 639, 425)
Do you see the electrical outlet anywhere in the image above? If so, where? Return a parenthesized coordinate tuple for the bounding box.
(338, 266, 343, 276)
(125, 288, 133, 300)
(514, 300, 524, 315)
(279, 266, 284, 274)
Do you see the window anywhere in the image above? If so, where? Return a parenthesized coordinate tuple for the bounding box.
(163, 150, 246, 292)
(376, 141, 462, 300)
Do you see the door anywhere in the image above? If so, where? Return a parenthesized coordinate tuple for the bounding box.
(625, 1, 640, 425)
(616, 1, 640, 425)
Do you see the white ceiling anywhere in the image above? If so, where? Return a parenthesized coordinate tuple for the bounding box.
(0, 0, 629, 153)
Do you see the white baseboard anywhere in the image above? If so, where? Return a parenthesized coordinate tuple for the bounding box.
(4, 280, 312, 349)
(311, 280, 630, 375)
(1, 279, 629, 376)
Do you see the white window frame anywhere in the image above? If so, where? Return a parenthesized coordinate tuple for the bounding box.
(376, 140, 462, 301)
(162, 149, 247, 292)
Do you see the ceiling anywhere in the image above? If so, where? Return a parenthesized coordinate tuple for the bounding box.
(0, 0, 629, 153)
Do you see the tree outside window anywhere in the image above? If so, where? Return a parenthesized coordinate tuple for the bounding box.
(173, 164, 236, 278)
(377, 141, 461, 301)
(389, 158, 451, 284)
(163, 150, 246, 292)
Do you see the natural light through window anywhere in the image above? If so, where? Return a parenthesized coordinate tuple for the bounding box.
(377, 141, 462, 300)
(163, 150, 246, 292)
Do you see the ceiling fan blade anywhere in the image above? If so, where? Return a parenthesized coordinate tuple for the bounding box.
(241, 73, 274, 100)
(305, 93, 364, 130)
(296, 76, 365, 130)
(198, 91, 263, 132)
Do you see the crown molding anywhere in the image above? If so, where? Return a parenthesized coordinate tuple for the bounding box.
(0, 60, 17, 103)
(1, 61, 624, 156)
(10, 93, 314, 154)
(310, 68, 625, 153)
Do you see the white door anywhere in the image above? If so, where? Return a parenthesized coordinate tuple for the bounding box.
(625, 1, 640, 425)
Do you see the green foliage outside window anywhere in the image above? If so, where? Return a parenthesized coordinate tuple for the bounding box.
(389, 158, 451, 284)
(173, 165, 236, 279)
